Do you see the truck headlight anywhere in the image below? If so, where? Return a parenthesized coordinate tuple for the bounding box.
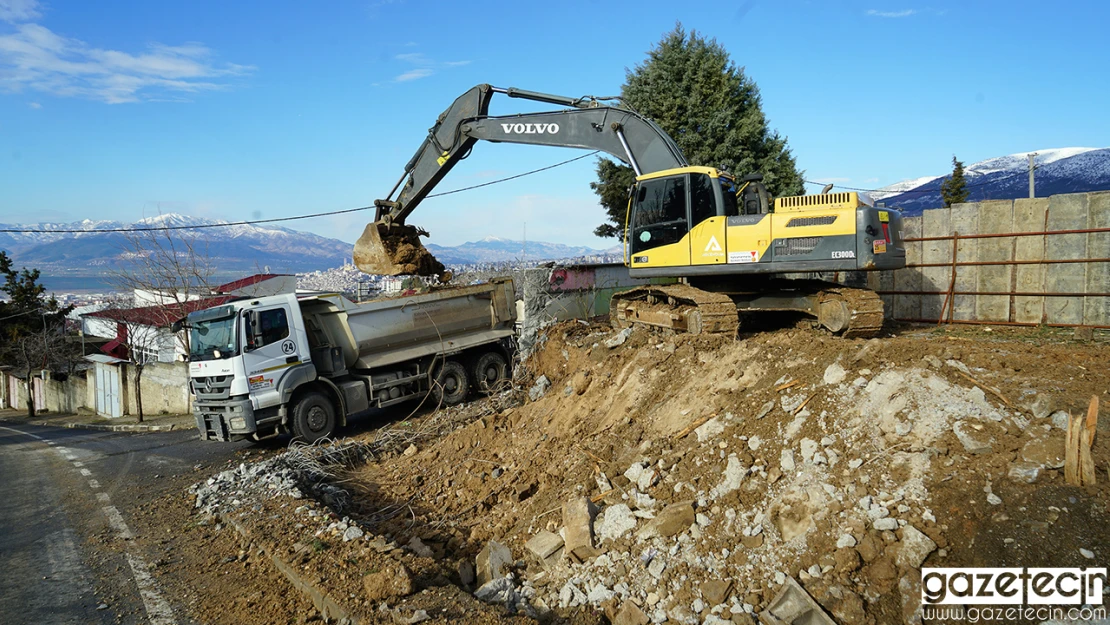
(229, 417, 247, 431)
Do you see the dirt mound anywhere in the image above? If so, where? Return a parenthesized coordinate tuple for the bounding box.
(354, 222, 447, 277)
(340, 323, 1109, 624)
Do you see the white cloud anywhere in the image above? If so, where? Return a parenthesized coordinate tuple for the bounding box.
(0, 21, 253, 103)
(27, 100, 38, 107)
(865, 9, 917, 18)
(0, 0, 40, 23)
(443, 60, 471, 67)
(394, 68, 433, 82)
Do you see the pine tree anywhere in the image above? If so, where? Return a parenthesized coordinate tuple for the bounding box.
(592, 24, 804, 238)
(940, 156, 969, 207)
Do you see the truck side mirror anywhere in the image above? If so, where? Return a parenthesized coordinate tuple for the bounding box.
(244, 310, 262, 351)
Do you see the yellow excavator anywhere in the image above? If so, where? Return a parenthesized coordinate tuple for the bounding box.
(355, 84, 905, 337)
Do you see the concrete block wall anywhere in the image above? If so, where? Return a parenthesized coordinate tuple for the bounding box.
(881, 191, 1110, 326)
(123, 361, 191, 416)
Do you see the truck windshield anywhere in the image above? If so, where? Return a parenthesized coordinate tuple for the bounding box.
(188, 306, 239, 361)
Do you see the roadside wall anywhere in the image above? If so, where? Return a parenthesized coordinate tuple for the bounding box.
(520, 263, 675, 354)
(43, 373, 87, 414)
(871, 190, 1110, 327)
(122, 361, 191, 416)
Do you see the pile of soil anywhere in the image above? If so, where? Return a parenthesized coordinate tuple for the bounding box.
(354, 223, 446, 277)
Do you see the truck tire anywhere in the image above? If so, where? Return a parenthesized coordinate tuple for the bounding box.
(471, 351, 509, 395)
(433, 360, 469, 407)
(291, 392, 336, 443)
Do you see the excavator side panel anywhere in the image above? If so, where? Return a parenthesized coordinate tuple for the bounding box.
(689, 217, 727, 266)
(724, 214, 773, 266)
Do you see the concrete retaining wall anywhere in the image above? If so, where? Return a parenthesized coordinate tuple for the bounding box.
(880, 190, 1110, 326)
(123, 361, 191, 416)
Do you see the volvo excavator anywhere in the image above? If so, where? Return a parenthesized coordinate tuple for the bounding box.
(354, 84, 906, 337)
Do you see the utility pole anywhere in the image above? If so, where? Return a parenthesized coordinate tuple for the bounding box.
(1028, 153, 1037, 198)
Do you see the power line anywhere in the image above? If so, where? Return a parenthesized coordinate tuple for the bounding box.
(0, 151, 601, 235)
(805, 166, 1039, 195)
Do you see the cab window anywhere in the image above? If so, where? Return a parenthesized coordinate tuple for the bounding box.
(257, 308, 289, 347)
(630, 175, 687, 254)
(690, 173, 717, 226)
(718, 177, 740, 217)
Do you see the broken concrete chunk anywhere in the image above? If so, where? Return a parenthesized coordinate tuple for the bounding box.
(613, 602, 651, 625)
(873, 518, 900, 531)
(836, 534, 857, 549)
(761, 575, 837, 625)
(525, 530, 564, 567)
(636, 501, 695, 540)
(756, 401, 775, 420)
(709, 454, 747, 500)
(800, 439, 819, 464)
(823, 362, 847, 385)
(476, 540, 513, 586)
(562, 497, 599, 562)
(695, 416, 726, 442)
(780, 449, 797, 473)
(701, 579, 733, 606)
(953, 421, 993, 454)
(605, 327, 633, 349)
(596, 504, 638, 542)
(407, 536, 433, 558)
(896, 526, 937, 570)
(1008, 462, 1042, 484)
(342, 526, 364, 542)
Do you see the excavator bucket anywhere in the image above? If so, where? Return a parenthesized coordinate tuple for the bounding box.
(353, 221, 447, 278)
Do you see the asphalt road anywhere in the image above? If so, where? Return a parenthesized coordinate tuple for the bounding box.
(0, 423, 257, 625)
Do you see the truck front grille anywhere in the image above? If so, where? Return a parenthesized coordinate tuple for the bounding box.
(191, 375, 232, 401)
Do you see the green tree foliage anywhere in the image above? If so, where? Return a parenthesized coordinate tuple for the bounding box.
(0, 251, 75, 416)
(592, 24, 805, 238)
(940, 156, 969, 207)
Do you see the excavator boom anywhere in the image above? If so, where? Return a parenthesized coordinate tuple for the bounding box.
(354, 84, 687, 275)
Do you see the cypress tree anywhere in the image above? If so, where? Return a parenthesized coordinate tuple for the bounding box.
(592, 24, 804, 238)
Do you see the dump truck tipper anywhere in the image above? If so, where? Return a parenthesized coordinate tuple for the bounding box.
(186, 278, 516, 442)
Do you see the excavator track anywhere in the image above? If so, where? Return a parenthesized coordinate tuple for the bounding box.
(816, 285, 886, 339)
(610, 284, 739, 336)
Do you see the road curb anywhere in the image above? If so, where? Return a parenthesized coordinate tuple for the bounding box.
(217, 513, 360, 625)
(0, 417, 189, 433)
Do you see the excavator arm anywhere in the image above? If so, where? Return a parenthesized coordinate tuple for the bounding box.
(355, 84, 687, 276)
(372, 84, 688, 225)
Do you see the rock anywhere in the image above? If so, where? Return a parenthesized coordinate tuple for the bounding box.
(475, 577, 520, 607)
(762, 576, 836, 625)
(1050, 410, 1070, 431)
(587, 584, 614, 604)
(873, 518, 899, 531)
(391, 609, 430, 625)
(407, 536, 434, 558)
(363, 561, 415, 601)
(695, 416, 726, 442)
(342, 526, 364, 542)
(780, 449, 796, 473)
(647, 556, 666, 579)
(896, 526, 937, 570)
(562, 497, 599, 562)
(953, 421, 992, 454)
(847, 458, 863, 469)
(742, 533, 765, 549)
(748, 436, 762, 451)
(528, 375, 551, 401)
(702, 579, 733, 606)
(756, 401, 775, 419)
(559, 581, 588, 608)
(899, 574, 923, 625)
(624, 463, 645, 484)
(476, 540, 513, 586)
(1021, 436, 1065, 469)
(1026, 395, 1054, 420)
(637, 501, 695, 540)
(823, 362, 847, 385)
(596, 504, 638, 542)
(1008, 462, 1042, 484)
(986, 493, 1002, 506)
(613, 602, 651, 625)
(1080, 548, 1095, 559)
(525, 531, 564, 568)
(606, 327, 633, 348)
(800, 439, 819, 463)
(457, 560, 475, 586)
(403, 444, 418, 457)
(836, 534, 857, 549)
(710, 454, 747, 500)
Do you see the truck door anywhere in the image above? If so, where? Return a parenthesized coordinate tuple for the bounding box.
(241, 304, 299, 409)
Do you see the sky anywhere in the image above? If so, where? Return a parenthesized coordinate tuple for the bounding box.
(1, 0, 1108, 249)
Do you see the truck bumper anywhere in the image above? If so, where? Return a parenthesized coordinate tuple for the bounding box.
(194, 399, 279, 441)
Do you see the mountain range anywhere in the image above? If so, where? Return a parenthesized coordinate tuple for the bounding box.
(873, 147, 1110, 214)
(0, 214, 618, 275)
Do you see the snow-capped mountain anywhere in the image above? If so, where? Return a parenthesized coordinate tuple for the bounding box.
(0, 214, 354, 273)
(874, 147, 1110, 214)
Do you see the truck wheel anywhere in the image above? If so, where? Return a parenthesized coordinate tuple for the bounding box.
(433, 360, 469, 407)
(471, 351, 509, 395)
(292, 392, 336, 443)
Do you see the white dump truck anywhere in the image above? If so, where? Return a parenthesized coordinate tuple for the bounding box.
(185, 278, 516, 442)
